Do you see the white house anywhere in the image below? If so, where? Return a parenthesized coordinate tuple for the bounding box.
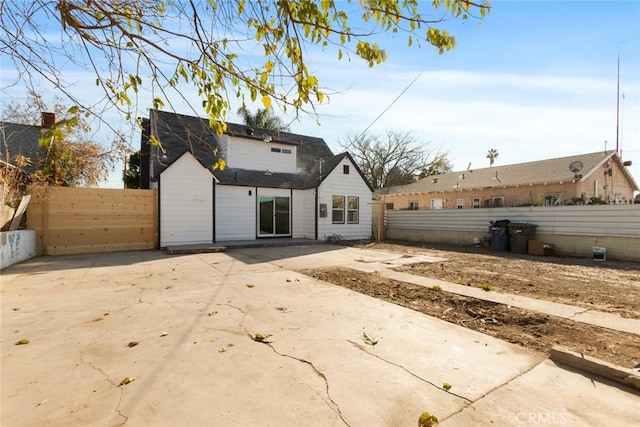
(140, 110, 373, 247)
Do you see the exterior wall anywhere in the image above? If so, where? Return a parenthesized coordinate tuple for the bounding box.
(1, 230, 36, 270)
(317, 158, 372, 240)
(27, 187, 156, 256)
(302, 189, 316, 239)
(159, 153, 214, 247)
(215, 185, 256, 241)
(380, 179, 636, 211)
(226, 136, 296, 173)
(385, 205, 640, 261)
(577, 160, 635, 203)
(292, 189, 306, 239)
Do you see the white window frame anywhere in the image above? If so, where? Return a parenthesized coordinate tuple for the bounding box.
(456, 198, 464, 209)
(347, 196, 359, 224)
(332, 195, 345, 224)
(472, 197, 481, 208)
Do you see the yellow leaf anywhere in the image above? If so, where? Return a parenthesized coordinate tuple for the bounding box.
(118, 377, 136, 387)
(261, 95, 271, 109)
(265, 60, 274, 72)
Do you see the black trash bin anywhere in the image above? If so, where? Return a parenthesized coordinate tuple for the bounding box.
(489, 219, 510, 251)
(508, 222, 537, 254)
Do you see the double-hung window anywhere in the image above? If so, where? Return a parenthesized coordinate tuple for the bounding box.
(332, 196, 345, 223)
(347, 196, 359, 223)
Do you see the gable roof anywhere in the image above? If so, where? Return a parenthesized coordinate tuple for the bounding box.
(378, 151, 639, 195)
(0, 121, 46, 173)
(145, 110, 372, 191)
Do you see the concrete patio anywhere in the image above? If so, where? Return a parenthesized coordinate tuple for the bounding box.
(2, 244, 638, 426)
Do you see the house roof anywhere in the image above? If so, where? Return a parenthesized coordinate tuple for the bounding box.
(0, 121, 46, 174)
(377, 151, 639, 196)
(146, 110, 372, 191)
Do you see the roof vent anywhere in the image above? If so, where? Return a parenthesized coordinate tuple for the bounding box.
(623, 160, 632, 166)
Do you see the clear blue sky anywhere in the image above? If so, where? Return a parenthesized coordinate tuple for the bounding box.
(1, 1, 639, 189)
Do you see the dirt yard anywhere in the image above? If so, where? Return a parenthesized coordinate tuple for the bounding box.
(299, 241, 640, 369)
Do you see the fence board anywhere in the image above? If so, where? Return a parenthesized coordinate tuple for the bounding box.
(27, 187, 157, 255)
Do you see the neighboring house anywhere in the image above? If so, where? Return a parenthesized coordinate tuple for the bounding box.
(0, 120, 48, 174)
(377, 151, 638, 210)
(140, 110, 373, 247)
(1, 115, 55, 207)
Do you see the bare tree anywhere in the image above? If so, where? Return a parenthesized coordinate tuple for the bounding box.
(2, 91, 126, 188)
(340, 130, 452, 189)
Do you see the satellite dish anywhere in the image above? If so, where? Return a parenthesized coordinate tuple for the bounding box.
(569, 161, 584, 173)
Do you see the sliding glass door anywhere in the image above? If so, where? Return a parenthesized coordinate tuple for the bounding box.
(258, 196, 290, 236)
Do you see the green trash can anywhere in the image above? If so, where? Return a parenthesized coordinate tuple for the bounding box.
(508, 223, 537, 254)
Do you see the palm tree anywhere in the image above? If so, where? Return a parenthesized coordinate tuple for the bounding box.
(237, 106, 289, 131)
(487, 148, 499, 167)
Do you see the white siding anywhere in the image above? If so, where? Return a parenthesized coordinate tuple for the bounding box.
(317, 158, 372, 240)
(160, 153, 213, 247)
(215, 185, 255, 241)
(226, 137, 296, 173)
(302, 189, 316, 239)
(292, 189, 305, 238)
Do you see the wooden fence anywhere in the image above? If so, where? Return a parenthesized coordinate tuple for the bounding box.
(27, 187, 157, 255)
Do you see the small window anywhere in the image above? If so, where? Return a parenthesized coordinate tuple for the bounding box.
(492, 196, 504, 207)
(332, 196, 345, 223)
(472, 197, 481, 208)
(385, 203, 394, 210)
(456, 198, 464, 209)
(544, 193, 561, 206)
(319, 203, 327, 217)
(271, 147, 291, 154)
(343, 165, 350, 174)
(347, 196, 359, 223)
(409, 201, 419, 210)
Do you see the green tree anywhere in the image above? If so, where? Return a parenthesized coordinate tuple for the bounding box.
(237, 106, 290, 131)
(340, 130, 451, 189)
(419, 156, 454, 177)
(1, 0, 490, 148)
(123, 151, 141, 189)
(487, 148, 499, 167)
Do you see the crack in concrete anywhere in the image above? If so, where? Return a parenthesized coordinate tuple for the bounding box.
(346, 340, 472, 403)
(218, 303, 350, 426)
(438, 359, 545, 423)
(568, 308, 591, 320)
(78, 351, 129, 425)
(263, 342, 350, 426)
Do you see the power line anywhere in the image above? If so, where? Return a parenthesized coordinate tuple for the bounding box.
(354, 70, 424, 141)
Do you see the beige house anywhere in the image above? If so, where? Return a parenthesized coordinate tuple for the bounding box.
(377, 151, 638, 210)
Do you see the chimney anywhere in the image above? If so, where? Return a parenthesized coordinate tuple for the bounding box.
(41, 112, 56, 129)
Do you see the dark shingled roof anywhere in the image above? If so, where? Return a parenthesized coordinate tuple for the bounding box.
(377, 151, 639, 195)
(0, 122, 46, 174)
(145, 110, 373, 190)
